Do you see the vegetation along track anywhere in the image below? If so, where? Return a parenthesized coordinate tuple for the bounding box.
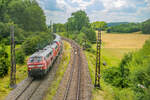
(54, 37, 92, 100)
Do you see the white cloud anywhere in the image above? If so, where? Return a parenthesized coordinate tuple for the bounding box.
(114, 0, 126, 8)
(37, 0, 150, 24)
(70, 0, 95, 10)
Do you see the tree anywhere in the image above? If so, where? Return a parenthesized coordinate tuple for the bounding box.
(8, 0, 47, 32)
(107, 23, 141, 33)
(91, 21, 107, 30)
(141, 19, 150, 34)
(53, 23, 66, 32)
(0, 0, 11, 22)
(81, 27, 96, 42)
(66, 10, 90, 32)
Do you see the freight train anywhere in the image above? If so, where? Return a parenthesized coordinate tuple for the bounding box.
(27, 34, 63, 77)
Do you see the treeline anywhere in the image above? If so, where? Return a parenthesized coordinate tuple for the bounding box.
(0, 0, 49, 43)
(52, 10, 96, 50)
(107, 19, 150, 34)
(107, 22, 129, 27)
(0, 0, 52, 77)
(103, 39, 150, 100)
(107, 23, 141, 33)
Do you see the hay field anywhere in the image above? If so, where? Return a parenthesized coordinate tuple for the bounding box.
(96, 31, 150, 65)
(102, 32, 150, 48)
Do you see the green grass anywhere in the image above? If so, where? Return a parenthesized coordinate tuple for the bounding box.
(44, 41, 72, 100)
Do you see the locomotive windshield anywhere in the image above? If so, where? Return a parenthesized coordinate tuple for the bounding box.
(29, 56, 42, 63)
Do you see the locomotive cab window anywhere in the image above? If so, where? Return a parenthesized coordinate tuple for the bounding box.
(29, 56, 42, 63)
(50, 51, 53, 55)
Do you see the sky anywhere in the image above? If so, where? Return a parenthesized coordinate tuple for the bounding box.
(36, 0, 150, 24)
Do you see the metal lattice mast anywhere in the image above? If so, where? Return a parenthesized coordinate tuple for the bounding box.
(95, 29, 102, 88)
(10, 26, 16, 88)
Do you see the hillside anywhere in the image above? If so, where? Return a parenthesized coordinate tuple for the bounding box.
(107, 22, 129, 27)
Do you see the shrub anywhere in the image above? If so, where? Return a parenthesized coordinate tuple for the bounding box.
(22, 32, 53, 55)
(81, 27, 96, 42)
(103, 67, 122, 87)
(114, 88, 136, 100)
(16, 49, 25, 64)
(0, 44, 9, 77)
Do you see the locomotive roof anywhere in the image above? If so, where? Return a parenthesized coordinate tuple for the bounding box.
(30, 47, 52, 58)
(43, 45, 51, 50)
(51, 43, 57, 48)
(29, 34, 61, 58)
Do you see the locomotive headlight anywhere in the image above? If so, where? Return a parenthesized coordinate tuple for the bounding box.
(37, 65, 43, 67)
(28, 65, 34, 68)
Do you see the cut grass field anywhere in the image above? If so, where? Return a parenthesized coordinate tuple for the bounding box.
(102, 31, 150, 48)
(84, 31, 150, 100)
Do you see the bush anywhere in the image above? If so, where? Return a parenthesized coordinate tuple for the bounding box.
(103, 67, 122, 87)
(16, 50, 25, 64)
(0, 44, 9, 77)
(114, 88, 136, 100)
(103, 53, 132, 88)
(81, 27, 96, 42)
(76, 32, 86, 45)
(22, 32, 53, 55)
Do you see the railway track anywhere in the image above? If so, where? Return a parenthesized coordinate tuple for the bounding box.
(62, 38, 82, 100)
(15, 78, 42, 100)
(14, 78, 34, 100)
(6, 51, 63, 100)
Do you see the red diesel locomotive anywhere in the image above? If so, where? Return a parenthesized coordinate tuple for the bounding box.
(27, 34, 62, 77)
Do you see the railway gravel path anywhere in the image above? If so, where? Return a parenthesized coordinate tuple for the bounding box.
(53, 38, 92, 100)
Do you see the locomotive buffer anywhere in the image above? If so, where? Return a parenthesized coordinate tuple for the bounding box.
(95, 29, 102, 88)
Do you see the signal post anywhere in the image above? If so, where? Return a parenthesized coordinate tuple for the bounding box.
(95, 29, 102, 88)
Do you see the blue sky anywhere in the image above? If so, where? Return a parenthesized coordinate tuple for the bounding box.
(36, 0, 150, 24)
